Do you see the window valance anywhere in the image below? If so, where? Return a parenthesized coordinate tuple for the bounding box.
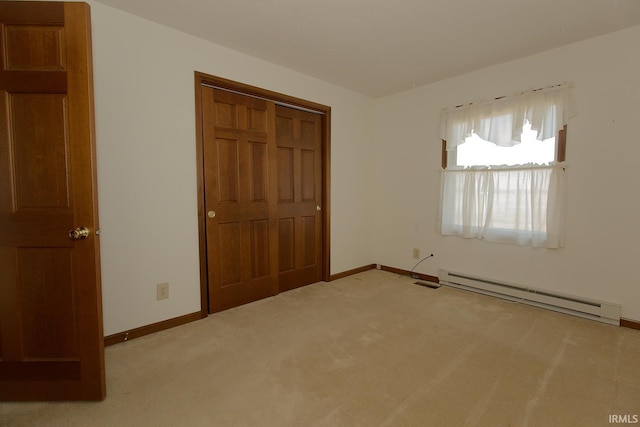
(439, 83, 576, 150)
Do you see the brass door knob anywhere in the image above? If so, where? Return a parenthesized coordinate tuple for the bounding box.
(69, 226, 90, 240)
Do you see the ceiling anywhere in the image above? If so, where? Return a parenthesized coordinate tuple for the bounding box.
(94, 0, 640, 98)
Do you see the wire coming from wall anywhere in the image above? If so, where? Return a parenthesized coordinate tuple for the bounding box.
(409, 254, 440, 288)
(409, 253, 434, 278)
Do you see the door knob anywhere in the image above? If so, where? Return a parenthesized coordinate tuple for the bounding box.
(208, 211, 216, 218)
(316, 205, 322, 211)
(69, 226, 90, 240)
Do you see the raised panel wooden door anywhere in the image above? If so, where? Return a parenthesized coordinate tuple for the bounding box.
(202, 87, 279, 312)
(0, 2, 104, 400)
(275, 105, 322, 292)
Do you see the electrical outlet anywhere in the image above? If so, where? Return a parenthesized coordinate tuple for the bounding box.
(413, 248, 420, 259)
(156, 282, 169, 300)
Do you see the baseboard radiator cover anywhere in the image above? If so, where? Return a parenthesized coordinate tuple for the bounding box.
(438, 270, 621, 326)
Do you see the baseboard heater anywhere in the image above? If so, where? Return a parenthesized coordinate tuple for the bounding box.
(438, 269, 621, 326)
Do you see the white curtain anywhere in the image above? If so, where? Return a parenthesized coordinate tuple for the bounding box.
(439, 84, 576, 150)
(438, 83, 574, 248)
(439, 163, 566, 248)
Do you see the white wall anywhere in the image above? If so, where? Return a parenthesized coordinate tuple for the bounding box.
(88, 2, 376, 335)
(372, 25, 640, 321)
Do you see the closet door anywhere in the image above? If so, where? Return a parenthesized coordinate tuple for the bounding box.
(202, 88, 278, 313)
(197, 76, 328, 313)
(275, 106, 323, 291)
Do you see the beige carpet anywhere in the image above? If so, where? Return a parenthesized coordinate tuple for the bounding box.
(1, 269, 639, 426)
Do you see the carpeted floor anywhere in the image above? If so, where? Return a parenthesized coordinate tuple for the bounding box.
(1, 269, 639, 426)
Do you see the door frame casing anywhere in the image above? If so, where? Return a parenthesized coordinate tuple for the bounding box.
(194, 72, 331, 315)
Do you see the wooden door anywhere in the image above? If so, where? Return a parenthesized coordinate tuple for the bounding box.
(196, 75, 329, 313)
(275, 106, 323, 292)
(202, 87, 279, 312)
(0, 2, 105, 400)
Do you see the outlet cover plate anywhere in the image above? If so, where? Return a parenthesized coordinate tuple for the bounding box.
(156, 282, 169, 300)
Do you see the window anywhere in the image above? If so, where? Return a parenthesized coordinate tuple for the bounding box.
(455, 123, 556, 167)
(438, 84, 575, 248)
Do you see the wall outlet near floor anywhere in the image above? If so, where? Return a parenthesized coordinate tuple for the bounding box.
(413, 248, 420, 259)
(156, 282, 169, 300)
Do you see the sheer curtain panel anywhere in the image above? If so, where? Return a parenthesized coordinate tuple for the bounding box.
(440, 163, 566, 248)
(439, 84, 576, 149)
(438, 84, 575, 248)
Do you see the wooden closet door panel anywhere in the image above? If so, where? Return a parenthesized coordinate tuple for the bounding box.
(202, 88, 278, 312)
(275, 105, 322, 292)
